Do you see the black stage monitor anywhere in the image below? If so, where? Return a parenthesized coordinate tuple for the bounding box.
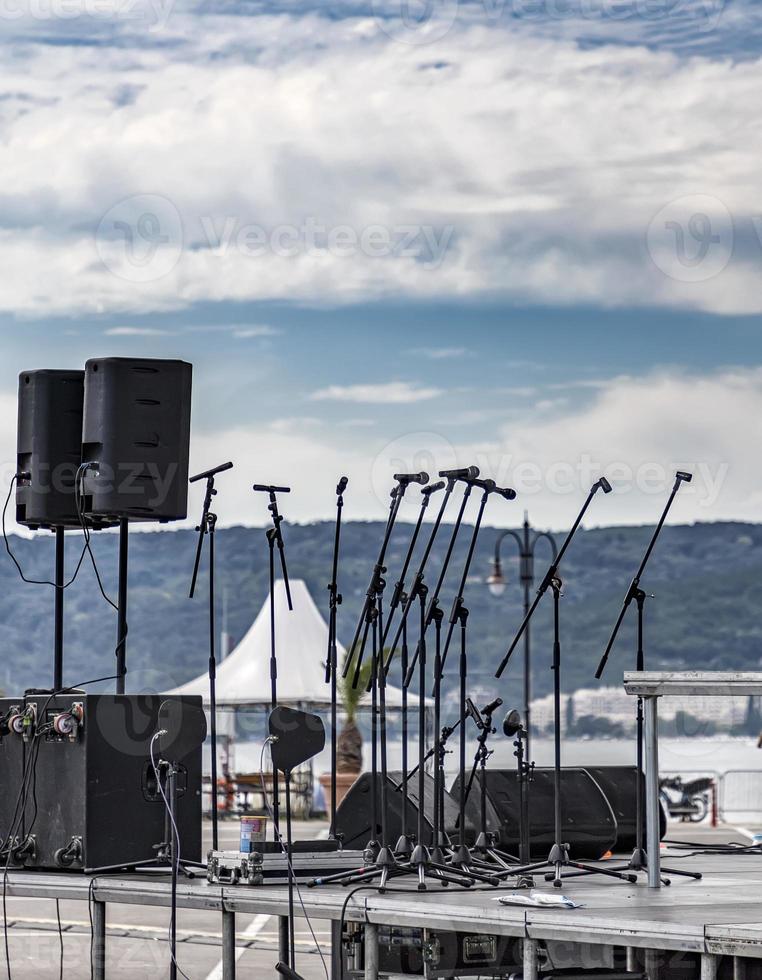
(268, 707, 325, 773)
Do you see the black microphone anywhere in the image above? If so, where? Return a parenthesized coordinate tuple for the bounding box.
(466, 698, 484, 726)
(439, 466, 480, 481)
(471, 477, 496, 492)
(189, 461, 233, 483)
(422, 480, 445, 496)
(393, 471, 429, 485)
(503, 708, 523, 737)
(481, 696, 503, 715)
(253, 484, 291, 493)
(676, 470, 693, 483)
(336, 476, 348, 495)
(494, 485, 517, 500)
(597, 477, 613, 494)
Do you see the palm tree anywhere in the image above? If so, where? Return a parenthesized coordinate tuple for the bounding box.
(336, 648, 394, 774)
(337, 656, 371, 774)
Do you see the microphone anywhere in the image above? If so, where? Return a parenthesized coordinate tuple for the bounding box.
(253, 484, 291, 493)
(439, 466, 480, 481)
(393, 471, 429, 485)
(466, 698, 484, 727)
(470, 477, 496, 492)
(494, 485, 517, 501)
(422, 480, 445, 496)
(503, 708, 523, 737)
(189, 461, 233, 483)
(676, 470, 693, 484)
(336, 476, 348, 495)
(481, 696, 503, 716)
(596, 477, 613, 494)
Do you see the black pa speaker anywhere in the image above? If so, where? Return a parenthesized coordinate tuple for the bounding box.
(0, 693, 203, 872)
(451, 767, 618, 860)
(333, 771, 460, 850)
(583, 766, 667, 852)
(81, 357, 192, 523)
(15, 370, 85, 530)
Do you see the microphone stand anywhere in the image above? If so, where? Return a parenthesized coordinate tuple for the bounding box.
(595, 471, 701, 885)
(325, 476, 347, 843)
(402, 480, 476, 689)
(380, 481, 445, 655)
(382, 472, 463, 675)
(496, 479, 638, 888)
(345, 475, 415, 690)
(189, 460, 233, 852)
(252, 483, 294, 841)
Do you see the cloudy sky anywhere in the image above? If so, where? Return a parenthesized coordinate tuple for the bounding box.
(0, 0, 760, 530)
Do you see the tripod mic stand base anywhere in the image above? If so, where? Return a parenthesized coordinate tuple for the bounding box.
(395, 834, 414, 859)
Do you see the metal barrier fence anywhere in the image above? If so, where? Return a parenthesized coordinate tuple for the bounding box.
(660, 768, 762, 826)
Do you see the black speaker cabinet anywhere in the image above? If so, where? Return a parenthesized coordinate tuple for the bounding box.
(451, 767, 618, 860)
(81, 357, 192, 523)
(333, 771, 460, 850)
(0, 698, 25, 851)
(583, 766, 667, 852)
(16, 369, 85, 530)
(0, 694, 203, 872)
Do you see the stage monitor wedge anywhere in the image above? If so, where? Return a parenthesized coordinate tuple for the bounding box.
(16, 369, 85, 530)
(81, 357, 192, 523)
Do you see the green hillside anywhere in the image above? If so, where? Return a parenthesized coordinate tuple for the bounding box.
(2, 520, 760, 705)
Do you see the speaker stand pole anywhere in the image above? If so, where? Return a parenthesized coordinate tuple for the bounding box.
(285, 770, 296, 970)
(116, 518, 128, 695)
(54, 525, 64, 690)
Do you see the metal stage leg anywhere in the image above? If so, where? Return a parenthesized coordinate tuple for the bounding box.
(222, 908, 236, 980)
(644, 948, 660, 980)
(279, 916, 290, 967)
(644, 695, 661, 889)
(626, 948, 637, 973)
(701, 954, 720, 980)
(523, 938, 539, 980)
(734, 956, 747, 980)
(92, 898, 106, 980)
(331, 921, 343, 980)
(364, 923, 379, 980)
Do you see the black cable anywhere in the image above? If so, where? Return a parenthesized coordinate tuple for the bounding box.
(74, 466, 118, 612)
(55, 898, 63, 980)
(2, 475, 88, 589)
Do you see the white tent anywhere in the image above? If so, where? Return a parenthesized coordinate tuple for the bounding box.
(169, 578, 424, 710)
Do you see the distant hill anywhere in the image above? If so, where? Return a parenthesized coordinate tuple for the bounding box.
(2, 520, 761, 704)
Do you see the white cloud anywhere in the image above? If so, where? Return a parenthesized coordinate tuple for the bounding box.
(1, 369, 762, 532)
(408, 347, 470, 360)
(231, 325, 281, 338)
(0, 12, 760, 314)
(310, 381, 444, 403)
(104, 326, 173, 336)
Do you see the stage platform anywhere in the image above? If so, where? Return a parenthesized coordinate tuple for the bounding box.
(5, 844, 762, 978)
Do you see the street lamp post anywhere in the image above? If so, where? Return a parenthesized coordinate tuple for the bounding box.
(486, 512, 557, 751)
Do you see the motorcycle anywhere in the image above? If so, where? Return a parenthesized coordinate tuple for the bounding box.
(659, 774, 713, 823)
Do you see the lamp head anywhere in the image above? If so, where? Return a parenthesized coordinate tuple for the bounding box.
(487, 560, 506, 597)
